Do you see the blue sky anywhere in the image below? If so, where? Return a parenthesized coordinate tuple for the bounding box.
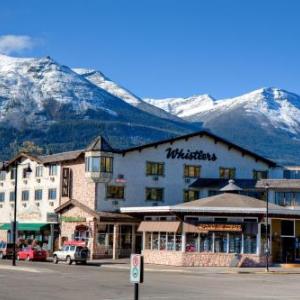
(0, 0, 300, 99)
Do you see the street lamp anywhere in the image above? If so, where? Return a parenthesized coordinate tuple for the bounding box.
(0, 161, 32, 266)
(265, 182, 270, 272)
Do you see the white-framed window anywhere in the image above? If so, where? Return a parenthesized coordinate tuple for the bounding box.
(35, 189, 43, 201)
(49, 164, 58, 176)
(36, 166, 43, 177)
(0, 192, 5, 202)
(0, 171, 6, 181)
(48, 188, 57, 200)
(21, 190, 29, 201)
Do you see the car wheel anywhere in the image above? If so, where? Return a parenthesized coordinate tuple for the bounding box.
(66, 256, 72, 265)
(0, 252, 4, 259)
(53, 255, 59, 264)
(81, 260, 87, 265)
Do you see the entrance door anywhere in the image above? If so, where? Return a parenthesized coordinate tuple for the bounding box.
(281, 237, 295, 263)
(135, 234, 142, 254)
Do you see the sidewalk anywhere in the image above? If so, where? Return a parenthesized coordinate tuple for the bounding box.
(90, 258, 300, 275)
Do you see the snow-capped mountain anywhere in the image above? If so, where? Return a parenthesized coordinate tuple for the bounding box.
(145, 95, 215, 119)
(146, 88, 300, 164)
(0, 54, 195, 159)
(73, 68, 182, 122)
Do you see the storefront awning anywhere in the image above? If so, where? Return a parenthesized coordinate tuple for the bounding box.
(137, 221, 181, 232)
(0, 223, 48, 231)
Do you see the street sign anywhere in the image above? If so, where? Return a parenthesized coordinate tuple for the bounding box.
(130, 254, 144, 284)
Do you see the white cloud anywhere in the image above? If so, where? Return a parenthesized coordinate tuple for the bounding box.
(0, 35, 36, 55)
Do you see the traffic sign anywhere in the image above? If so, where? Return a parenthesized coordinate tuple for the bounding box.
(130, 254, 144, 284)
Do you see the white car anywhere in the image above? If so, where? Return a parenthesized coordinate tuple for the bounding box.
(53, 245, 89, 265)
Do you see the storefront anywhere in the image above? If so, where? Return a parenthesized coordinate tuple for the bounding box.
(55, 199, 139, 259)
(121, 192, 300, 267)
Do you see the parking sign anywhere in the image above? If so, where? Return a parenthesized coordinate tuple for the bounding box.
(130, 254, 144, 283)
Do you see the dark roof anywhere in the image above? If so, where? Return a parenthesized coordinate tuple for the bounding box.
(39, 150, 83, 164)
(176, 193, 281, 209)
(55, 199, 137, 222)
(86, 136, 114, 152)
(256, 179, 300, 190)
(119, 130, 277, 167)
(189, 178, 258, 190)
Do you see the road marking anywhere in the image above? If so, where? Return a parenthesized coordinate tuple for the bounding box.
(0, 265, 54, 273)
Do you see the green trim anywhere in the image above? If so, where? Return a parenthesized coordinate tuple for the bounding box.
(0, 223, 48, 231)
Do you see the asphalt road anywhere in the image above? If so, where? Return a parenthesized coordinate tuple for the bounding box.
(0, 260, 300, 300)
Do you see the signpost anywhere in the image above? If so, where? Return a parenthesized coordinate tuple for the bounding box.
(130, 254, 144, 300)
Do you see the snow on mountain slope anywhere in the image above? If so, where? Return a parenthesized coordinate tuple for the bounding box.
(144, 95, 215, 118)
(73, 68, 183, 122)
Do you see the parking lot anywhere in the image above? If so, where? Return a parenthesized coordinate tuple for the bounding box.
(1, 260, 300, 300)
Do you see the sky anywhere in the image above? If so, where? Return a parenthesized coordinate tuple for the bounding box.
(0, 0, 300, 99)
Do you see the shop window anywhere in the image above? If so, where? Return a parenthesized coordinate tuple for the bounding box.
(35, 189, 43, 201)
(244, 234, 257, 254)
(186, 233, 198, 252)
(152, 233, 159, 250)
(200, 233, 213, 252)
(74, 227, 89, 241)
(145, 188, 164, 202)
(106, 186, 125, 199)
(281, 220, 294, 236)
(0, 192, 5, 202)
(219, 167, 236, 179)
(167, 233, 175, 251)
(253, 170, 268, 180)
(214, 232, 227, 253)
(183, 190, 199, 202)
(97, 225, 113, 247)
(9, 192, 15, 202)
(145, 233, 152, 250)
(160, 232, 166, 250)
(0, 171, 6, 181)
(229, 233, 242, 253)
(175, 234, 182, 251)
(49, 164, 58, 176)
(146, 161, 164, 176)
(48, 188, 57, 200)
(21, 190, 29, 201)
(184, 165, 201, 178)
(35, 166, 43, 177)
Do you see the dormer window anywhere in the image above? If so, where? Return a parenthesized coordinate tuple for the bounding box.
(49, 164, 58, 176)
(85, 156, 113, 173)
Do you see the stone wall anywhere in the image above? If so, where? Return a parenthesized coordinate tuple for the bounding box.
(61, 157, 96, 210)
(143, 250, 270, 267)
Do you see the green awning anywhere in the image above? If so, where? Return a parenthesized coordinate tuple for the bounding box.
(0, 223, 48, 231)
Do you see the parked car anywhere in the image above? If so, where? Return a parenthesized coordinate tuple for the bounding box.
(53, 244, 89, 265)
(17, 246, 48, 261)
(0, 242, 14, 259)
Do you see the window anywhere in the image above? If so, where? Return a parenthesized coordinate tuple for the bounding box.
(21, 190, 29, 201)
(48, 188, 57, 200)
(146, 188, 164, 201)
(85, 156, 113, 173)
(186, 233, 198, 252)
(35, 189, 43, 201)
(146, 162, 164, 176)
(184, 190, 199, 202)
(284, 169, 300, 179)
(101, 157, 113, 173)
(253, 170, 268, 180)
(9, 192, 15, 202)
(244, 234, 257, 254)
(22, 167, 31, 179)
(275, 192, 300, 206)
(35, 166, 43, 177)
(0, 171, 6, 181)
(0, 193, 5, 202)
(49, 164, 58, 176)
(167, 233, 175, 250)
(184, 165, 201, 178)
(219, 167, 236, 179)
(152, 233, 159, 250)
(281, 220, 294, 236)
(106, 186, 125, 199)
(229, 233, 242, 253)
(214, 232, 228, 253)
(10, 168, 16, 180)
(160, 232, 167, 250)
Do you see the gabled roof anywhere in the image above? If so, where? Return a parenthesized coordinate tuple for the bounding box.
(85, 136, 114, 152)
(55, 199, 137, 222)
(118, 130, 277, 167)
(38, 150, 83, 164)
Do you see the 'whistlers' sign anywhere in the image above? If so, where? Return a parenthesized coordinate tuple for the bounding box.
(165, 147, 217, 161)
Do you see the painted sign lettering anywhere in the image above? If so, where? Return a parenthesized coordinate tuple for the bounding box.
(165, 148, 217, 161)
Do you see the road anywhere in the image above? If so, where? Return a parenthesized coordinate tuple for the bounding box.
(0, 260, 300, 300)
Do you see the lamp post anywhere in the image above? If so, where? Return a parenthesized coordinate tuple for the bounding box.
(265, 183, 270, 272)
(1, 160, 32, 266)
